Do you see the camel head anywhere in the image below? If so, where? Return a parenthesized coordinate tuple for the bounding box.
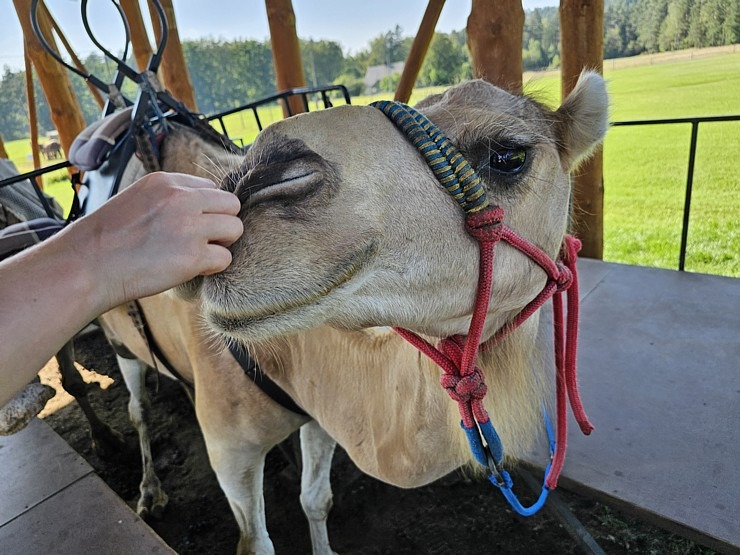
(187, 72, 608, 344)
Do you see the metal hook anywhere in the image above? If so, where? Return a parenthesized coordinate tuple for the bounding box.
(80, 0, 140, 82)
(147, 0, 169, 74)
(29, 0, 132, 95)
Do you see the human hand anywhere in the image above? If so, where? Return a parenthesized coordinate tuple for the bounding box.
(70, 172, 243, 310)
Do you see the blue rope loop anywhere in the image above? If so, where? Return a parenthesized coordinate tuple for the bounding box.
(370, 100, 488, 214)
(460, 410, 556, 517)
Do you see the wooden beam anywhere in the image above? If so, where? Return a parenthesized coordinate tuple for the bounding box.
(120, 0, 154, 72)
(466, 0, 524, 93)
(0, 136, 9, 159)
(560, 0, 604, 259)
(24, 45, 42, 186)
(395, 0, 445, 103)
(265, 0, 307, 117)
(147, 0, 198, 111)
(12, 0, 86, 162)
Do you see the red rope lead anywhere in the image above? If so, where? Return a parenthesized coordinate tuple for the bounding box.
(544, 236, 594, 489)
(561, 238, 593, 436)
(394, 206, 593, 491)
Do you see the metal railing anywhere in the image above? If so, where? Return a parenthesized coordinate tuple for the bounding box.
(206, 84, 351, 142)
(0, 85, 351, 191)
(610, 114, 740, 271)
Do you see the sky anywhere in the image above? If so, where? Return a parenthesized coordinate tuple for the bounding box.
(0, 0, 559, 72)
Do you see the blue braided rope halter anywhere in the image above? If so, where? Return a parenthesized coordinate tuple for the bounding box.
(371, 99, 556, 517)
(370, 100, 488, 214)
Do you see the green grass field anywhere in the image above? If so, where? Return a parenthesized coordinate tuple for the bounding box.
(525, 51, 740, 277)
(6, 48, 739, 276)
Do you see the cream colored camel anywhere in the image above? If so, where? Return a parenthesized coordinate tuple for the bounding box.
(106, 71, 607, 553)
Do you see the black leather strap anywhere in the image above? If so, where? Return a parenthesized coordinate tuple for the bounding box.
(227, 342, 309, 417)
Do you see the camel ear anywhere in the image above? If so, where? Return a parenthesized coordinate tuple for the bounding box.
(555, 71, 609, 171)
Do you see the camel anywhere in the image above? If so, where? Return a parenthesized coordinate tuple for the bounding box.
(40, 140, 63, 160)
(94, 71, 607, 552)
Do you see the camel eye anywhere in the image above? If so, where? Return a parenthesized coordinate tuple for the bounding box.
(488, 147, 527, 174)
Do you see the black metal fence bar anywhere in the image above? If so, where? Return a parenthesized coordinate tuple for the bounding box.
(609, 114, 740, 271)
(207, 84, 350, 138)
(0, 160, 71, 190)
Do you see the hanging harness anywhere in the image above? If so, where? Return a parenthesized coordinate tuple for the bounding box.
(370, 100, 594, 516)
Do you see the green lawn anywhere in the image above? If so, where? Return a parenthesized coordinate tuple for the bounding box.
(524, 51, 740, 277)
(6, 49, 739, 276)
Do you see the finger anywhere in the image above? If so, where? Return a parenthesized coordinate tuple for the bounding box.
(201, 214, 244, 246)
(198, 244, 233, 275)
(197, 189, 242, 216)
(166, 173, 217, 190)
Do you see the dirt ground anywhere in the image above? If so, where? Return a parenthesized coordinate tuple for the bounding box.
(42, 329, 714, 555)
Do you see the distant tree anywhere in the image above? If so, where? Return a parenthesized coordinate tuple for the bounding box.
(342, 51, 368, 79)
(0, 67, 29, 140)
(523, 7, 559, 67)
(301, 39, 344, 87)
(700, 0, 730, 46)
(523, 39, 547, 70)
(366, 26, 408, 66)
(418, 33, 467, 86)
(378, 72, 401, 92)
(636, 0, 670, 52)
(333, 73, 363, 96)
(723, 1, 740, 44)
(528, 8, 544, 43)
(659, 0, 691, 51)
(604, 0, 640, 58)
(183, 38, 274, 114)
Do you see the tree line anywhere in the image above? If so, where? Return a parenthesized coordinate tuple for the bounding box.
(0, 0, 737, 141)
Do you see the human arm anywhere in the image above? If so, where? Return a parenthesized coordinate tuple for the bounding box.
(0, 172, 243, 407)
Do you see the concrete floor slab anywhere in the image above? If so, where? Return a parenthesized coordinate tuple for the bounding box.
(0, 418, 91, 526)
(0, 473, 174, 554)
(527, 262, 740, 553)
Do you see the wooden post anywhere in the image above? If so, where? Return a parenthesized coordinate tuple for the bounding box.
(560, 0, 604, 259)
(147, 0, 198, 111)
(13, 0, 86, 161)
(121, 0, 154, 71)
(265, 0, 307, 117)
(45, 4, 105, 110)
(0, 135, 9, 159)
(395, 0, 445, 103)
(466, 0, 524, 94)
(24, 46, 42, 183)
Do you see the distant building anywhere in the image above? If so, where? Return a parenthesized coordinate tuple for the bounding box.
(363, 62, 405, 93)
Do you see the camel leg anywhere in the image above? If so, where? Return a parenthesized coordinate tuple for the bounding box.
(116, 355, 169, 519)
(206, 439, 274, 555)
(56, 341, 129, 459)
(300, 420, 337, 555)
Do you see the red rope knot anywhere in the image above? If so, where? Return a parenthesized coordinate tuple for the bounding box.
(555, 263, 574, 292)
(437, 337, 490, 426)
(439, 366, 488, 404)
(465, 206, 505, 243)
(560, 235, 582, 264)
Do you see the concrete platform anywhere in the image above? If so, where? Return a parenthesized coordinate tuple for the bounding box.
(527, 259, 740, 554)
(0, 418, 174, 555)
